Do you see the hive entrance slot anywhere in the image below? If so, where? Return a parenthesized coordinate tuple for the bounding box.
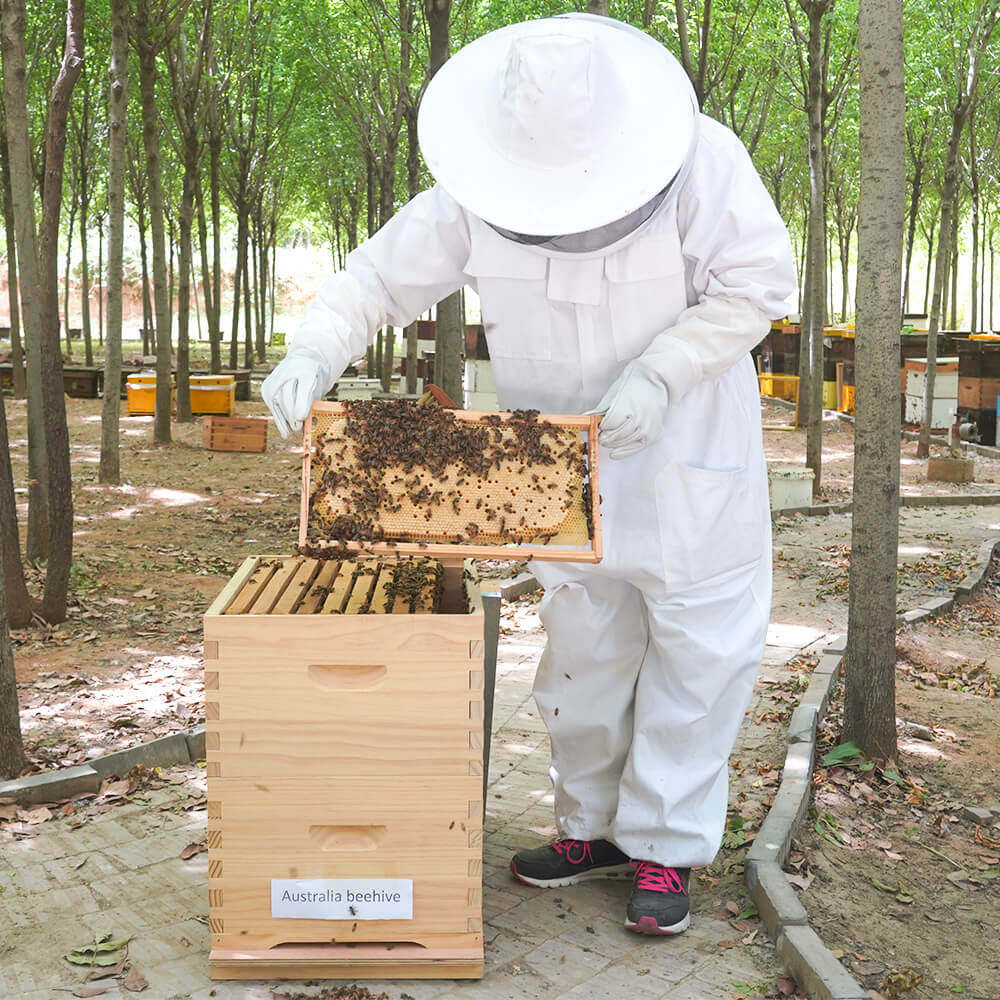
(307, 824, 387, 851)
(266, 941, 428, 952)
(307, 663, 387, 690)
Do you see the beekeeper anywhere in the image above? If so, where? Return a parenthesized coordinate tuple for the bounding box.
(263, 14, 795, 936)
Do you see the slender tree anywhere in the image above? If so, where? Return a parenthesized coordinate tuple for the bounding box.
(844, 0, 904, 760)
(132, 0, 190, 444)
(101, 0, 129, 485)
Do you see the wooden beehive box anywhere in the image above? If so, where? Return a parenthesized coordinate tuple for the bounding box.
(202, 415, 268, 453)
(204, 400, 602, 981)
(204, 554, 485, 980)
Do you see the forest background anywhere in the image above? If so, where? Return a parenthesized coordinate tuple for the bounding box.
(0, 0, 978, 776)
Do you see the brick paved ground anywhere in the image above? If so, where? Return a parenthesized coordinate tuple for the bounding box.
(1, 612, 827, 1000)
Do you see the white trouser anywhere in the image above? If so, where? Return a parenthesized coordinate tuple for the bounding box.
(529, 357, 771, 867)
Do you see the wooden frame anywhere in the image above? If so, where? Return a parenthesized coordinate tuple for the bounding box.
(299, 401, 602, 563)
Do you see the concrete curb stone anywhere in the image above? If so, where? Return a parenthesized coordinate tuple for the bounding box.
(746, 859, 809, 936)
(89, 732, 193, 780)
(777, 926, 870, 1000)
(3, 729, 204, 805)
(0, 764, 100, 806)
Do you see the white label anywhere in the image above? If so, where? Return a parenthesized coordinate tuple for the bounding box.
(270, 879, 413, 920)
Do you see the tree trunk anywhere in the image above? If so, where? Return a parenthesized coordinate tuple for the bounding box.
(0, 395, 32, 626)
(844, 0, 903, 762)
(922, 218, 935, 314)
(381, 328, 395, 393)
(242, 228, 253, 369)
(35, 0, 83, 623)
(196, 171, 219, 372)
(902, 129, 925, 312)
(135, 5, 174, 445)
(174, 139, 199, 422)
(80, 174, 94, 365)
(139, 207, 153, 355)
(96, 214, 103, 345)
(424, 0, 464, 405)
(64, 195, 76, 357)
(918, 110, 968, 458)
(0, 535, 25, 778)
(0, 125, 25, 396)
(2, 0, 50, 566)
(210, 129, 222, 369)
(949, 205, 959, 329)
(100, 0, 128, 486)
(77, 85, 94, 367)
(802, 0, 828, 497)
(229, 208, 246, 369)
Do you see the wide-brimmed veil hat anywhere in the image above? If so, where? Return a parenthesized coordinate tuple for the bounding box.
(417, 13, 698, 237)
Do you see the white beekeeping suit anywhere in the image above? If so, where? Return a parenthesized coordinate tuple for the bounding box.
(263, 13, 796, 936)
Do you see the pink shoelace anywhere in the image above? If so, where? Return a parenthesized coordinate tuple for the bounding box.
(631, 861, 687, 893)
(551, 839, 595, 865)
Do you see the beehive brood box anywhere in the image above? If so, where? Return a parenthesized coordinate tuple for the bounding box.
(205, 554, 486, 980)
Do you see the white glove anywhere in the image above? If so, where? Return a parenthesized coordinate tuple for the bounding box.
(590, 361, 669, 460)
(261, 348, 333, 438)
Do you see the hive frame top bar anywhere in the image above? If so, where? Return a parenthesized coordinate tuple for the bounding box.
(299, 401, 602, 563)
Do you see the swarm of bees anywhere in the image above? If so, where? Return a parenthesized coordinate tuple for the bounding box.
(306, 400, 593, 548)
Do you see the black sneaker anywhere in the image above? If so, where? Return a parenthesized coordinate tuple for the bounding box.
(625, 861, 691, 934)
(510, 838, 632, 887)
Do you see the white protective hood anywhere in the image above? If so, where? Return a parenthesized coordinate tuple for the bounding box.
(417, 14, 699, 237)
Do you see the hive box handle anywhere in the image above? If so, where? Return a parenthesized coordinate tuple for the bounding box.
(308, 825, 387, 851)
(307, 664, 387, 689)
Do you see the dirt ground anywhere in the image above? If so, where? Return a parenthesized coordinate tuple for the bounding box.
(3, 393, 1000, 999)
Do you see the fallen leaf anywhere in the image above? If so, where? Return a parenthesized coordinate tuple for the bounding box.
(70, 985, 110, 997)
(717, 939, 733, 949)
(0, 804, 18, 821)
(20, 806, 53, 825)
(179, 841, 206, 861)
(786, 872, 814, 890)
(776, 977, 797, 996)
(123, 967, 149, 992)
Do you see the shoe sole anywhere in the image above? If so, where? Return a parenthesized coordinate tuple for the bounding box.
(625, 912, 691, 935)
(510, 861, 633, 888)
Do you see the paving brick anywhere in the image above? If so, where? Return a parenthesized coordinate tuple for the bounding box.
(523, 936, 610, 985)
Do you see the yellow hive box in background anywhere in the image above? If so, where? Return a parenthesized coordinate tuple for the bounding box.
(191, 374, 236, 416)
(126, 372, 173, 415)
